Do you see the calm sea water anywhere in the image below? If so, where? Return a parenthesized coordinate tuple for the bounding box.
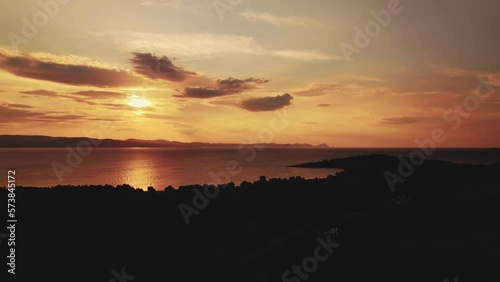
(0, 148, 498, 189)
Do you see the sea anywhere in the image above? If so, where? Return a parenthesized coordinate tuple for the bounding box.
(0, 148, 498, 189)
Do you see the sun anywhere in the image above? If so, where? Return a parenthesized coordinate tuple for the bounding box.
(127, 96, 151, 108)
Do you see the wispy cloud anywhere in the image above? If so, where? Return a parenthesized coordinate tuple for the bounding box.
(381, 117, 418, 125)
(0, 104, 86, 123)
(71, 90, 126, 99)
(19, 89, 154, 112)
(141, 0, 180, 8)
(1, 103, 34, 109)
(239, 9, 320, 27)
(294, 83, 342, 97)
(271, 50, 343, 61)
(91, 31, 337, 61)
(20, 90, 58, 97)
(140, 0, 198, 13)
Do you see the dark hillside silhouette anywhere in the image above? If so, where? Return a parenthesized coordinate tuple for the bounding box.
(1, 155, 499, 282)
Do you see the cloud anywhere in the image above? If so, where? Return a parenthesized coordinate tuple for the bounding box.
(239, 93, 293, 112)
(382, 117, 418, 125)
(163, 121, 196, 129)
(71, 90, 126, 99)
(20, 89, 126, 105)
(0, 101, 130, 124)
(116, 127, 141, 132)
(20, 89, 58, 97)
(141, 0, 178, 7)
(0, 105, 85, 123)
(19, 89, 151, 112)
(141, 112, 177, 120)
(99, 102, 155, 112)
(1, 103, 34, 109)
(271, 50, 342, 61)
(0, 50, 143, 87)
(181, 77, 269, 98)
(21, 89, 98, 106)
(91, 31, 337, 61)
(239, 10, 320, 27)
(140, 0, 197, 13)
(317, 104, 330, 107)
(37, 115, 86, 122)
(225, 128, 248, 134)
(294, 83, 341, 96)
(130, 52, 196, 82)
(0, 105, 40, 121)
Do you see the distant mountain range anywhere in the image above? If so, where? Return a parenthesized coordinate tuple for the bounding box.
(0, 135, 330, 148)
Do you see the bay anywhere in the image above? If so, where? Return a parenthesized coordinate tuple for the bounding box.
(0, 147, 498, 189)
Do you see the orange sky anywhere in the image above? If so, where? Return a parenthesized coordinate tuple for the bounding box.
(0, 0, 499, 147)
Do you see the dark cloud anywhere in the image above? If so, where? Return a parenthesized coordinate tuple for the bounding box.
(72, 90, 126, 99)
(0, 105, 84, 123)
(20, 90, 58, 96)
(0, 53, 143, 87)
(36, 115, 85, 122)
(70, 98, 99, 106)
(317, 104, 330, 107)
(21, 89, 94, 106)
(21, 89, 98, 105)
(181, 129, 198, 136)
(382, 117, 418, 125)
(183, 87, 225, 98)
(87, 117, 123, 122)
(239, 93, 293, 112)
(181, 77, 269, 98)
(0, 104, 126, 124)
(218, 77, 269, 89)
(0, 105, 40, 121)
(2, 103, 34, 109)
(130, 53, 195, 82)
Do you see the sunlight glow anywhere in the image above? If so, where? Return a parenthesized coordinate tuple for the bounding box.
(128, 96, 151, 108)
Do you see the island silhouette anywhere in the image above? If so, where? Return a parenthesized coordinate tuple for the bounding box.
(0, 135, 330, 148)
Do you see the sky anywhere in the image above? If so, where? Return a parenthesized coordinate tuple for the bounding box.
(0, 0, 499, 147)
